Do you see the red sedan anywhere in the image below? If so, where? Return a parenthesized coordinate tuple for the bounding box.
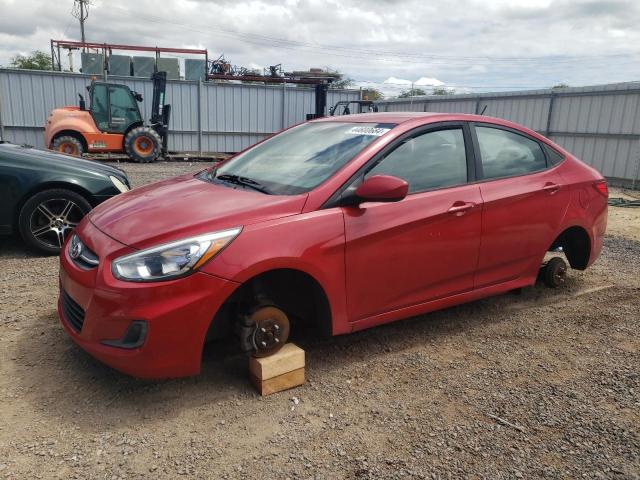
(58, 113, 608, 378)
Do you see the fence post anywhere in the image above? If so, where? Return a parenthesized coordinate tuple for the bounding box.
(281, 82, 286, 129)
(0, 79, 5, 141)
(197, 80, 203, 155)
(545, 92, 556, 137)
(632, 139, 640, 190)
(410, 82, 414, 110)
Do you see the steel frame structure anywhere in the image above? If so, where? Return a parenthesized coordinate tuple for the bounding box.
(50, 39, 208, 76)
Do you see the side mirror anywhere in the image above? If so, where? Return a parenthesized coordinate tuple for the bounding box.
(354, 175, 408, 204)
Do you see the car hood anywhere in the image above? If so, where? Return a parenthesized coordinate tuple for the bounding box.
(89, 173, 308, 249)
(0, 142, 126, 179)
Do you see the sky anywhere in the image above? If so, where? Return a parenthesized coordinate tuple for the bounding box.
(1, 0, 639, 97)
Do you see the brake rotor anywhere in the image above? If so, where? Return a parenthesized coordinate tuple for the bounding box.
(249, 306, 290, 358)
(553, 263, 567, 285)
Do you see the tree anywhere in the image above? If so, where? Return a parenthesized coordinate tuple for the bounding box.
(362, 88, 383, 101)
(552, 83, 570, 89)
(323, 68, 354, 89)
(398, 87, 426, 98)
(10, 50, 53, 70)
(330, 74, 354, 89)
(432, 86, 455, 95)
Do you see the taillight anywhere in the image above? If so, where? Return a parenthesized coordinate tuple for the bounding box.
(593, 180, 608, 198)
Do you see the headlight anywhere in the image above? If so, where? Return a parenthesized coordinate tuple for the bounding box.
(109, 175, 129, 193)
(111, 227, 242, 282)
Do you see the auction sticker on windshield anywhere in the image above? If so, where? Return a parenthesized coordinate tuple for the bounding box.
(345, 126, 391, 136)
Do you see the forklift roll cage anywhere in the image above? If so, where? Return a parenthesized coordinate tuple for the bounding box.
(82, 82, 144, 135)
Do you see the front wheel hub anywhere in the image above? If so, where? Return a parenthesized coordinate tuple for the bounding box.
(554, 265, 567, 284)
(248, 306, 290, 358)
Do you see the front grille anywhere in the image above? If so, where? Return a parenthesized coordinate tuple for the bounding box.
(61, 290, 85, 333)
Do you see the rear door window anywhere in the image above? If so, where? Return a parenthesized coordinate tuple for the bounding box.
(475, 126, 547, 179)
(366, 128, 468, 193)
(545, 146, 565, 165)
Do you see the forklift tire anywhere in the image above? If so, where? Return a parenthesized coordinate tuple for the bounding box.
(52, 136, 84, 156)
(543, 257, 568, 289)
(124, 127, 162, 163)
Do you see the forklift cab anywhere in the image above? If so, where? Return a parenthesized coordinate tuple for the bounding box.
(85, 83, 143, 134)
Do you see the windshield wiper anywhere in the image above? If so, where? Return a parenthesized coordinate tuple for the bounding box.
(215, 173, 272, 194)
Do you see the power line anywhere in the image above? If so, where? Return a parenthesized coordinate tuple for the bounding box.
(61, 4, 75, 38)
(99, 2, 639, 66)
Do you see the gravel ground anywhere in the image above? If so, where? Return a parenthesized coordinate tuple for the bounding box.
(0, 162, 638, 479)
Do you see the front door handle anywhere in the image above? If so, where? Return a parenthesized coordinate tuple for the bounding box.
(448, 202, 475, 216)
(542, 182, 561, 195)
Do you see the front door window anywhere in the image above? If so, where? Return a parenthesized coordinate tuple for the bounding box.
(90, 84, 109, 131)
(366, 128, 468, 193)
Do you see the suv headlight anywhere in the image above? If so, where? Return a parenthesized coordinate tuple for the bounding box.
(109, 175, 129, 193)
(112, 227, 241, 282)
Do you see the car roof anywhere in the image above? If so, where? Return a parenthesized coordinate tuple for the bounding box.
(312, 111, 544, 140)
(313, 112, 450, 124)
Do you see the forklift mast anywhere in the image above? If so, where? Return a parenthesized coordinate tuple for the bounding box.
(315, 83, 328, 118)
(150, 71, 167, 125)
(306, 83, 330, 120)
(150, 71, 171, 155)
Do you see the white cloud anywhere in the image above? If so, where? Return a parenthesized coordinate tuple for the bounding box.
(1, 0, 639, 92)
(414, 77, 445, 87)
(357, 77, 448, 98)
(383, 77, 413, 86)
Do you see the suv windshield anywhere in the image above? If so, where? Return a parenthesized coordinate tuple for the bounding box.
(206, 122, 395, 195)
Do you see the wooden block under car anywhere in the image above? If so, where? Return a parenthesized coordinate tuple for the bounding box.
(249, 343, 305, 396)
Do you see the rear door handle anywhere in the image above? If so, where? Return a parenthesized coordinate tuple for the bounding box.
(448, 202, 475, 215)
(542, 182, 561, 195)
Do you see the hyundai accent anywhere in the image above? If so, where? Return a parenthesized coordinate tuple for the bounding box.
(58, 113, 608, 378)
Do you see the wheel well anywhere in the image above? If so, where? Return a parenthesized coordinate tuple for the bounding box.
(14, 182, 96, 230)
(549, 226, 591, 270)
(206, 268, 333, 342)
(51, 130, 87, 151)
(123, 122, 145, 137)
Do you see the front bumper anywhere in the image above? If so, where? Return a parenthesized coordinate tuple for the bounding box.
(58, 220, 239, 379)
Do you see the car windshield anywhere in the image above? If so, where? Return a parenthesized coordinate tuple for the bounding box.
(206, 122, 395, 195)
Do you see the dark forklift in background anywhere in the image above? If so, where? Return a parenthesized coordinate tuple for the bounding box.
(329, 100, 378, 116)
(310, 88, 379, 120)
(44, 71, 171, 163)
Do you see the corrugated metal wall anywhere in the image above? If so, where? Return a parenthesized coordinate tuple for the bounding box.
(377, 83, 640, 186)
(0, 68, 360, 153)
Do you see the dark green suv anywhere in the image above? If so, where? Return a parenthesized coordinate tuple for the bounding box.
(0, 142, 130, 254)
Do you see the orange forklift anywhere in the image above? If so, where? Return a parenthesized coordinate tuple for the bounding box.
(44, 72, 171, 162)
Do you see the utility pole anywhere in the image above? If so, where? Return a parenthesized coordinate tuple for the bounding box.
(72, 0, 90, 47)
(80, 0, 85, 43)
